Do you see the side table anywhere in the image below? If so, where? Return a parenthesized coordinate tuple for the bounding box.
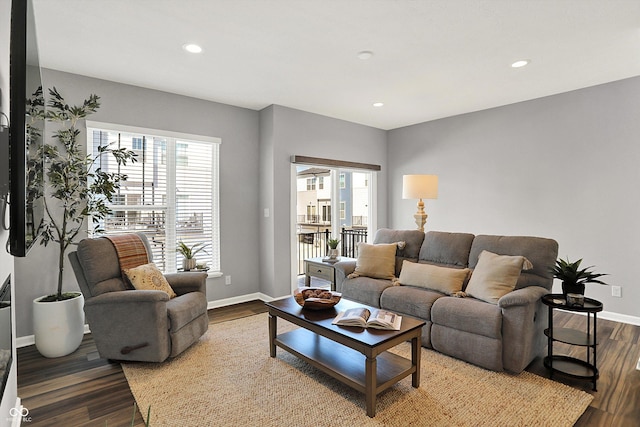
(303, 257, 356, 291)
(541, 293, 603, 391)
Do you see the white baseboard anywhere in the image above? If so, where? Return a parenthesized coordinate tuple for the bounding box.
(599, 310, 640, 326)
(206, 292, 290, 310)
(16, 325, 91, 349)
(206, 292, 264, 309)
(18, 295, 637, 348)
(17, 294, 285, 348)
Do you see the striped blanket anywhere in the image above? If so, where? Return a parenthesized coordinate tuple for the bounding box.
(105, 234, 149, 271)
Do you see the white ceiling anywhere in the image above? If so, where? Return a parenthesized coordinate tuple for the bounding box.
(32, 0, 640, 130)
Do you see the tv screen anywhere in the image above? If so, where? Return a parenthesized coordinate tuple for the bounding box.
(9, 0, 45, 257)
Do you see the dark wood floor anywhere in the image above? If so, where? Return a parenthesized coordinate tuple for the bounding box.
(17, 301, 640, 426)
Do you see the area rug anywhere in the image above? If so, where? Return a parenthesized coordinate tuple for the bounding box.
(122, 313, 592, 426)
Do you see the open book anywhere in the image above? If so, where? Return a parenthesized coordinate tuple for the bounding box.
(332, 308, 402, 330)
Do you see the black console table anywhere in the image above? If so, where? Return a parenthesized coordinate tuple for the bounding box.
(541, 293, 603, 391)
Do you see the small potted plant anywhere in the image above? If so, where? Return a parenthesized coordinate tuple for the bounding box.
(177, 241, 208, 271)
(327, 238, 340, 260)
(550, 257, 608, 301)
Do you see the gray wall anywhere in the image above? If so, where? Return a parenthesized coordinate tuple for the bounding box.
(388, 76, 640, 320)
(14, 69, 261, 337)
(13, 71, 390, 337)
(259, 105, 388, 298)
(0, 0, 18, 420)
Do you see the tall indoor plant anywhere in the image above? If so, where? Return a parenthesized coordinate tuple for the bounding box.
(32, 87, 136, 357)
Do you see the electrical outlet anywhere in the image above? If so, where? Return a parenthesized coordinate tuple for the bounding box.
(225, 275, 231, 286)
(611, 285, 622, 298)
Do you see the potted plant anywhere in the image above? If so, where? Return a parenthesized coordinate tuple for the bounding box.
(327, 238, 340, 260)
(177, 241, 208, 271)
(32, 87, 137, 358)
(550, 257, 609, 299)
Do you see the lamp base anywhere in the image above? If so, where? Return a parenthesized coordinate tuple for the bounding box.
(414, 198, 428, 232)
(414, 212, 427, 232)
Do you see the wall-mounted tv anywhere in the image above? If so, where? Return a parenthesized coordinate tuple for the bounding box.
(9, 0, 45, 257)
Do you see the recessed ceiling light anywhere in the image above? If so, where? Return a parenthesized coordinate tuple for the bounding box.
(183, 43, 203, 54)
(357, 50, 374, 60)
(511, 59, 530, 68)
(373, 102, 384, 107)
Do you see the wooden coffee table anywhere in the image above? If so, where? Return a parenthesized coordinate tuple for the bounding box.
(266, 297, 425, 417)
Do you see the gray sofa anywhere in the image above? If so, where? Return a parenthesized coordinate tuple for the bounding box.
(335, 229, 558, 373)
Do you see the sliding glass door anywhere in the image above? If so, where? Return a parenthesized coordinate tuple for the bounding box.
(294, 166, 374, 275)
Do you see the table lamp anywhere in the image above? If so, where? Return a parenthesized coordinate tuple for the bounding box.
(402, 174, 438, 232)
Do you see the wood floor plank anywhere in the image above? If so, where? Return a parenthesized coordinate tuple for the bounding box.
(17, 300, 640, 426)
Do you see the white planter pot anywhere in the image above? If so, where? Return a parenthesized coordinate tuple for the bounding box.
(33, 293, 85, 358)
(182, 258, 197, 271)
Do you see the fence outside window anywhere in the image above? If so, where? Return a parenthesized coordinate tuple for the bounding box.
(296, 227, 368, 275)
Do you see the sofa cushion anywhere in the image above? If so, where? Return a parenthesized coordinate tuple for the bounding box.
(380, 285, 444, 321)
(465, 251, 532, 304)
(469, 235, 558, 290)
(124, 263, 177, 298)
(351, 243, 398, 280)
(419, 231, 475, 268)
(373, 229, 426, 276)
(397, 260, 470, 295)
(340, 276, 394, 307)
(431, 296, 502, 339)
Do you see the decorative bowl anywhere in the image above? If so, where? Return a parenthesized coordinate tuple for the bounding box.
(294, 287, 342, 310)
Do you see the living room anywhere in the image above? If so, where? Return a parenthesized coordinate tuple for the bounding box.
(1, 0, 639, 425)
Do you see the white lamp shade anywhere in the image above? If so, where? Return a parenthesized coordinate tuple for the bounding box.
(402, 175, 438, 199)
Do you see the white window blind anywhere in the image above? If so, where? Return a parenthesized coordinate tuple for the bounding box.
(87, 123, 220, 274)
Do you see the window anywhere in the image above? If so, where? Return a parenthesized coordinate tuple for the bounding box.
(318, 177, 324, 190)
(339, 173, 346, 189)
(132, 137, 144, 151)
(306, 178, 316, 191)
(87, 122, 221, 273)
(340, 202, 346, 220)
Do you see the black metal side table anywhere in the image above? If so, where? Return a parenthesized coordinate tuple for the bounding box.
(542, 293, 603, 391)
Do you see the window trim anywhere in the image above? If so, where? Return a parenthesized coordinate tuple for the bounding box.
(86, 121, 222, 276)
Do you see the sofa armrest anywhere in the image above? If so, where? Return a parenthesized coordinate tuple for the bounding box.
(333, 259, 357, 292)
(498, 286, 549, 308)
(165, 272, 208, 295)
(498, 286, 549, 372)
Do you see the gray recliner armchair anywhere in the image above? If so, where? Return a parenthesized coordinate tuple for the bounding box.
(68, 233, 209, 362)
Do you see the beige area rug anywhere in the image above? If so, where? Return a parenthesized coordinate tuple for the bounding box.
(122, 313, 592, 427)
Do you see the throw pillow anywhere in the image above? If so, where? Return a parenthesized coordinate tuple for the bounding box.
(349, 242, 398, 280)
(123, 263, 177, 298)
(398, 260, 470, 295)
(465, 250, 533, 304)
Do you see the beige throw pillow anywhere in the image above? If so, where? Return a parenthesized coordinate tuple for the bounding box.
(465, 250, 533, 304)
(124, 263, 177, 298)
(350, 243, 398, 280)
(398, 260, 470, 295)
